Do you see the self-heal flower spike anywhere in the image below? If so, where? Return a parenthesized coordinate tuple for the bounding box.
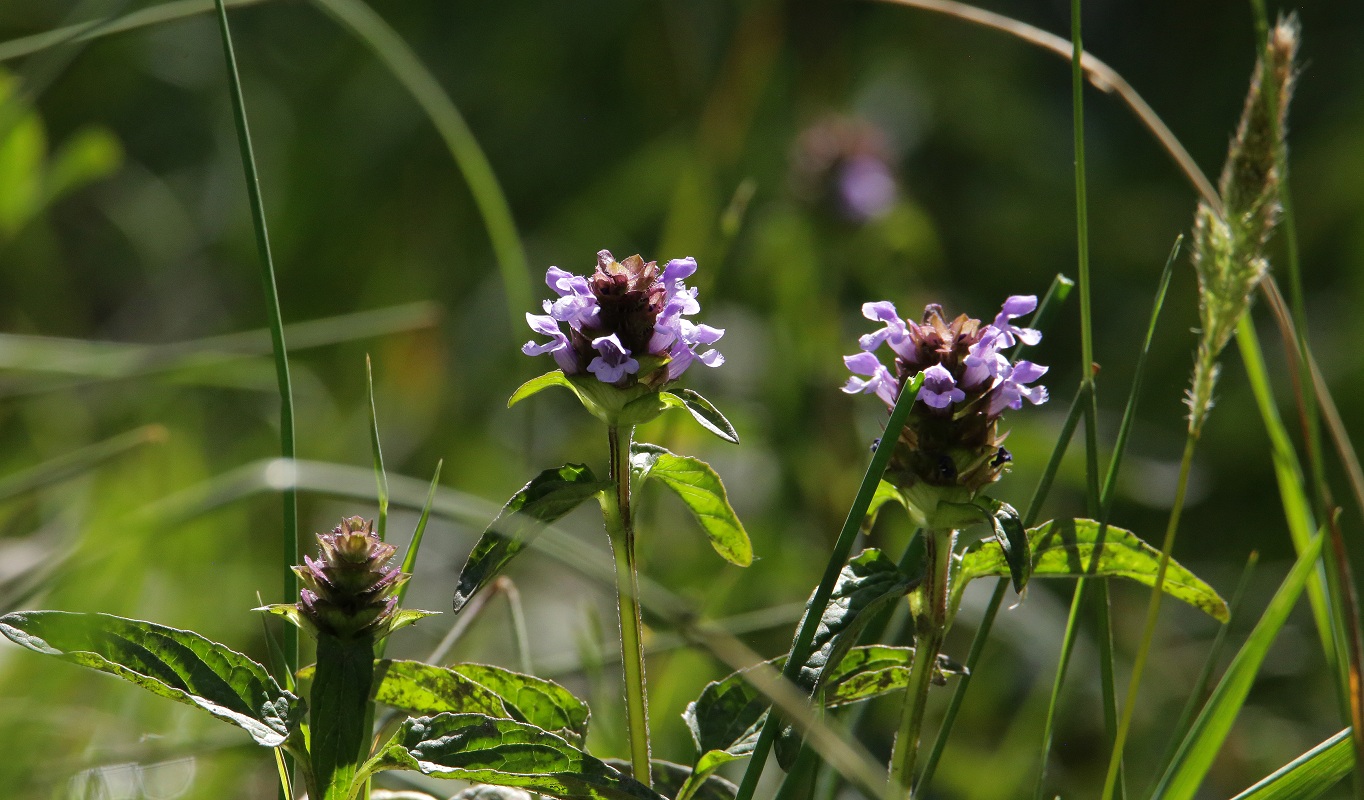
(522, 250, 724, 387)
(844, 296, 1049, 493)
(293, 517, 410, 640)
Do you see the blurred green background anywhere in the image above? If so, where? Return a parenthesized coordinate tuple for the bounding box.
(0, 0, 1361, 797)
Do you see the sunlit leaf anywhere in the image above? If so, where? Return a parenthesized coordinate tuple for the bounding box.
(508, 370, 574, 407)
(957, 518, 1229, 621)
(363, 713, 665, 800)
(453, 464, 609, 613)
(0, 611, 300, 747)
(660, 389, 739, 444)
(448, 662, 591, 743)
(631, 443, 751, 566)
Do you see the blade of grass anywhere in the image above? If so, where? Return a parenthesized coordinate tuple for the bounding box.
(1229, 727, 1353, 800)
(365, 354, 389, 542)
(873, 0, 1219, 212)
(732, 374, 925, 800)
(1030, 239, 1178, 799)
(0, 0, 271, 63)
(307, 0, 530, 335)
(1152, 531, 1327, 799)
(0, 302, 439, 398)
(0, 425, 166, 502)
(501, 577, 534, 675)
(211, 0, 298, 680)
(376, 458, 442, 662)
(1149, 551, 1259, 788)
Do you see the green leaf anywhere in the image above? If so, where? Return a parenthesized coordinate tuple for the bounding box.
(0, 611, 300, 747)
(865, 480, 906, 527)
(508, 370, 574, 407)
(823, 645, 965, 705)
(448, 662, 591, 744)
(1154, 533, 1326, 799)
(631, 443, 751, 567)
(373, 660, 513, 719)
(683, 667, 769, 758)
(775, 548, 918, 767)
(660, 389, 740, 444)
(978, 497, 1031, 593)
(453, 464, 610, 613)
(448, 788, 532, 800)
(605, 758, 738, 800)
(362, 713, 666, 800)
(1230, 727, 1352, 799)
(957, 518, 1229, 621)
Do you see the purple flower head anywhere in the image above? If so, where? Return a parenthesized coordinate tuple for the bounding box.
(917, 363, 966, 409)
(523, 251, 722, 385)
(587, 334, 640, 384)
(987, 360, 1050, 416)
(992, 295, 1042, 348)
(842, 351, 898, 406)
(844, 294, 1050, 492)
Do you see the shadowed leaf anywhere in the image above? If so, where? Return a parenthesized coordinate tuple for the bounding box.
(0, 611, 300, 746)
(363, 713, 665, 799)
(605, 759, 738, 800)
(453, 464, 609, 613)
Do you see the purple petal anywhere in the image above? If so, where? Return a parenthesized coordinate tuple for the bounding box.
(587, 334, 639, 383)
(1010, 361, 1049, 383)
(663, 257, 698, 284)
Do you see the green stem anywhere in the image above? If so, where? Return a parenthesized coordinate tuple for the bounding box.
(1100, 432, 1198, 800)
(311, 633, 377, 800)
(604, 425, 651, 787)
(887, 528, 955, 798)
(211, 0, 298, 706)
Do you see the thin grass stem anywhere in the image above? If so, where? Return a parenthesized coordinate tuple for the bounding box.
(733, 374, 924, 800)
(366, 355, 389, 542)
(211, 0, 298, 685)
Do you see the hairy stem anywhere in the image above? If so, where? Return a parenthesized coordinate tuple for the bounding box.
(604, 425, 652, 786)
(888, 528, 955, 797)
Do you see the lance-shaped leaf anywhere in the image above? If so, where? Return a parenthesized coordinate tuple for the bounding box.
(604, 759, 738, 800)
(453, 464, 610, 613)
(956, 518, 1229, 621)
(448, 662, 591, 743)
(373, 660, 513, 719)
(631, 443, 751, 567)
(660, 389, 739, 444)
(775, 548, 919, 767)
(976, 497, 1031, 593)
(362, 713, 666, 800)
(0, 611, 301, 746)
(823, 645, 966, 704)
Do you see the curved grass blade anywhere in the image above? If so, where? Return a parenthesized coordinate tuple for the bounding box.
(361, 713, 666, 800)
(0, 424, 166, 502)
(631, 443, 751, 567)
(452, 464, 610, 613)
(957, 518, 1228, 621)
(1153, 532, 1326, 799)
(1230, 727, 1352, 800)
(397, 460, 443, 604)
(0, 611, 301, 746)
(308, 0, 530, 333)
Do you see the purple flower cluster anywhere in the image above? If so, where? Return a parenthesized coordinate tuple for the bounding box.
(523, 250, 725, 386)
(842, 296, 1049, 489)
(295, 517, 408, 639)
